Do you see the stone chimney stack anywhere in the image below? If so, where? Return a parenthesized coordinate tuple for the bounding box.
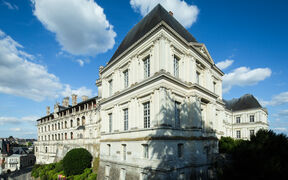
(54, 102, 59, 113)
(169, 11, 173, 16)
(72, 94, 77, 106)
(62, 97, 70, 107)
(82, 95, 89, 102)
(46, 106, 50, 115)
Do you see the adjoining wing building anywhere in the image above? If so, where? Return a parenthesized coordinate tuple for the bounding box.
(35, 4, 268, 179)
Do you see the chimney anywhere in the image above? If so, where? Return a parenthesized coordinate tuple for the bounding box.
(62, 97, 70, 107)
(82, 95, 89, 102)
(72, 94, 77, 106)
(54, 102, 59, 113)
(46, 106, 50, 115)
(169, 11, 173, 16)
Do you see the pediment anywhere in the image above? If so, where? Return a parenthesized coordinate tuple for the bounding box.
(192, 43, 214, 64)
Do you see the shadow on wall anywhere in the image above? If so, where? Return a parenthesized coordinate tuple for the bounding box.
(142, 89, 218, 179)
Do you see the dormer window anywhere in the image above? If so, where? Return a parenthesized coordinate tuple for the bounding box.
(123, 70, 129, 88)
(143, 56, 150, 78)
(174, 55, 179, 78)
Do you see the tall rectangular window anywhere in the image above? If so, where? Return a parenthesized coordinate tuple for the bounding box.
(142, 144, 149, 159)
(143, 102, 150, 128)
(236, 130, 241, 139)
(250, 115, 255, 122)
(122, 144, 126, 160)
(174, 55, 179, 78)
(144, 56, 150, 78)
(107, 144, 111, 156)
(236, 117, 241, 123)
(213, 82, 216, 93)
(123, 108, 128, 131)
(178, 144, 184, 158)
(250, 130, 255, 137)
(123, 70, 129, 88)
(175, 101, 181, 128)
(196, 72, 200, 84)
(109, 113, 112, 133)
(109, 80, 113, 96)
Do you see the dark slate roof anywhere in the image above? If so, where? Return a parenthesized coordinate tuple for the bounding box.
(224, 94, 262, 111)
(12, 147, 28, 154)
(108, 4, 197, 64)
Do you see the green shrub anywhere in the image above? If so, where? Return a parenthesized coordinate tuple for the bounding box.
(219, 136, 245, 153)
(87, 173, 97, 180)
(54, 160, 64, 172)
(63, 148, 93, 176)
(31, 164, 42, 177)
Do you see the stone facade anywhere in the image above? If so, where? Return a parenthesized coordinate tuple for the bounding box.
(35, 4, 268, 179)
(35, 96, 100, 164)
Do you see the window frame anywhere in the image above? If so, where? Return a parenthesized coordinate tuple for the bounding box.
(175, 101, 181, 128)
(108, 113, 113, 133)
(143, 56, 150, 78)
(174, 55, 180, 78)
(250, 115, 255, 122)
(109, 79, 113, 96)
(236, 130, 241, 139)
(123, 108, 128, 131)
(142, 144, 149, 159)
(123, 70, 129, 88)
(236, 116, 241, 123)
(177, 143, 184, 158)
(143, 102, 150, 128)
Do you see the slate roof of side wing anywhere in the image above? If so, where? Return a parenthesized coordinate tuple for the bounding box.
(224, 94, 263, 111)
(108, 4, 198, 64)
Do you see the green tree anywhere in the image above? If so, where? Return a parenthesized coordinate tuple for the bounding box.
(220, 129, 288, 179)
(63, 148, 93, 176)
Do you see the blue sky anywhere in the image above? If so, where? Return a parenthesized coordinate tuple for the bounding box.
(0, 0, 287, 139)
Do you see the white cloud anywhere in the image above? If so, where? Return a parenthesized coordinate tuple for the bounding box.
(10, 128, 21, 132)
(77, 59, 85, 67)
(32, 0, 116, 56)
(273, 127, 287, 132)
(216, 59, 234, 70)
(260, 92, 288, 106)
(0, 30, 63, 101)
(0, 116, 39, 125)
(223, 67, 271, 93)
(2, 0, 18, 10)
(61, 84, 93, 98)
(130, 0, 199, 28)
(0, 29, 93, 101)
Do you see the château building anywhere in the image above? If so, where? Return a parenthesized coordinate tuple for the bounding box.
(35, 4, 268, 179)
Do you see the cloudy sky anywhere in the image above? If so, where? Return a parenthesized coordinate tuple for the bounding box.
(0, 0, 287, 138)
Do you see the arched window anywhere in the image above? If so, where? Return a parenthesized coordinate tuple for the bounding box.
(70, 132, 73, 139)
(52, 124, 54, 131)
(65, 121, 67, 128)
(45, 147, 48, 153)
(82, 116, 85, 125)
(65, 133, 67, 140)
(58, 123, 60, 130)
(77, 118, 80, 126)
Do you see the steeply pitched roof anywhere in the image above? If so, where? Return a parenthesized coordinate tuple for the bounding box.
(108, 4, 197, 64)
(224, 94, 262, 111)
